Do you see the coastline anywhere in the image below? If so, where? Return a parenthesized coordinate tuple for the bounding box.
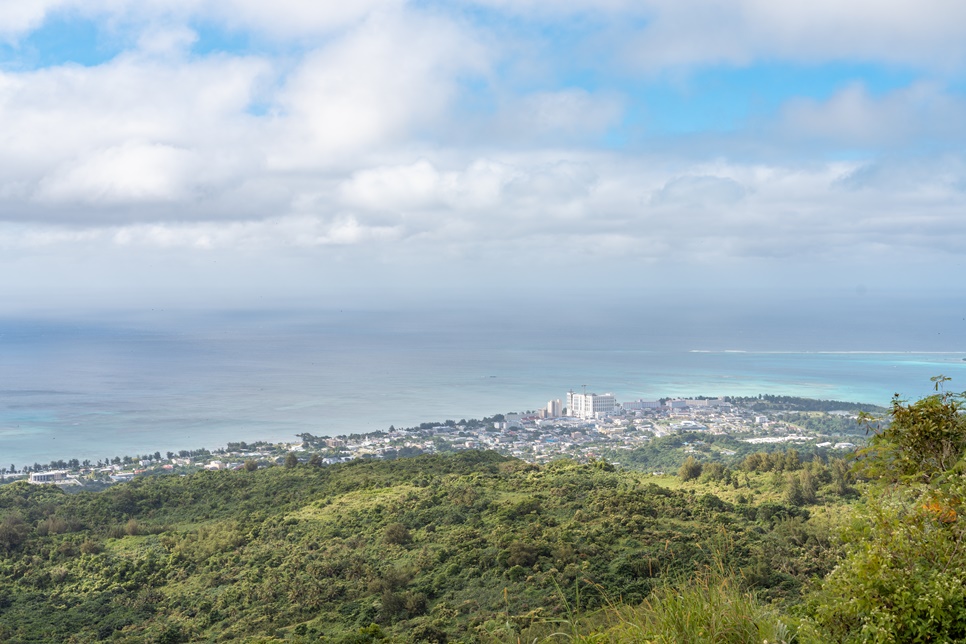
(3, 314, 963, 467)
(4, 394, 878, 484)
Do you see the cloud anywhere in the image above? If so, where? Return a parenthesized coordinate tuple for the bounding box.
(200, 0, 406, 39)
(107, 215, 402, 249)
(480, 0, 966, 72)
(0, 0, 964, 308)
(835, 157, 966, 195)
(36, 142, 199, 204)
(486, 89, 623, 143)
(11, 0, 966, 73)
(778, 82, 966, 148)
(340, 160, 453, 211)
(0, 0, 68, 41)
(0, 47, 271, 218)
(268, 10, 489, 166)
(338, 157, 598, 230)
(651, 175, 748, 207)
(0, 0, 406, 42)
(1, 150, 965, 303)
(136, 25, 199, 56)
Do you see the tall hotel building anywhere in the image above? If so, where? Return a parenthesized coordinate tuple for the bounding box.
(547, 399, 563, 417)
(566, 390, 619, 420)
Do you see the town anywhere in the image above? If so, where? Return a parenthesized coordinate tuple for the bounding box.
(5, 390, 868, 487)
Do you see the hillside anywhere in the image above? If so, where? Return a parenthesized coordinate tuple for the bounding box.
(0, 450, 842, 643)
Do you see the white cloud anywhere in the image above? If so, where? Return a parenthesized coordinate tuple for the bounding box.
(778, 82, 966, 147)
(340, 160, 448, 211)
(651, 175, 747, 207)
(6, 0, 966, 76)
(200, 0, 406, 39)
(0, 0, 964, 307)
(336, 157, 602, 237)
(0, 49, 271, 214)
(136, 25, 199, 56)
(104, 214, 402, 249)
(271, 11, 488, 164)
(471, 0, 966, 71)
(0, 0, 406, 42)
(36, 142, 199, 204)
(0, 151, 964, 304)
(0, 0, 68, 41)
(489, 89, 623, 142)
(339, 159, 515, 212)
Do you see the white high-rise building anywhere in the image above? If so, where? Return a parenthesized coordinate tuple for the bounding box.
(547, 399, 563, 417)
(566, 390, 619, 419)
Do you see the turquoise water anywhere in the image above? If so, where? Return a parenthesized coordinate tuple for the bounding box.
(1, 310, 965, 468)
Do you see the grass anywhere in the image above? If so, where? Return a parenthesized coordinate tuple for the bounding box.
(516, 568, 792, 644)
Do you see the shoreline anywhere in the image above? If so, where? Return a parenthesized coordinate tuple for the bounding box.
(3, 393, 880, 483)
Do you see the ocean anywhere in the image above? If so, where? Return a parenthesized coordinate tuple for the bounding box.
(2, 306, 965, 468)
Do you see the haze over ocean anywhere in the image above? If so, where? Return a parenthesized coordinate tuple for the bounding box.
(3, 301, 964, 468)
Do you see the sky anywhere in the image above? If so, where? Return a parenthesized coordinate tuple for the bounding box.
(1, 1, 965, 314)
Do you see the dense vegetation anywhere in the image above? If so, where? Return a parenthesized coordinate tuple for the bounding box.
(798, 380, 966, 642)
(607, 425, 861, 474)
(725, 395, 885, 414)
(0, 384, 962, 643)
(0, 446, 849, 643)
(778, 412, 867, 437)
(573, 380, 966, 643)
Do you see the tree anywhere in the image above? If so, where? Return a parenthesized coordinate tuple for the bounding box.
(830, 458, 852, 496)
(678, 456, 702, 482)
(806, 379, 966, 640)
(857, 377, 966, 482)
(740, 453, 764, 472)
(799, 469, 817, 504)
(244, 460, 258, 472)
(782, 472, 804, 506)
(0, 514, 28, 552)
(284, 453, 299, 468)
(383, 523, 411, 546)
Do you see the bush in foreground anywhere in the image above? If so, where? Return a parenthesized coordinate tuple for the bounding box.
(540, 571, 790, 644)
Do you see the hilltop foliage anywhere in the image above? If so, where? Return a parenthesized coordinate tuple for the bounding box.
(726, 395, 885, 414)
(800, 380, 966, 642)
(0, 449, 848, 643)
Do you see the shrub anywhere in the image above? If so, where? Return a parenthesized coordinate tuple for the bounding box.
(383, 523, 411, 546)
(805, 380, 966, 641)
(678, 456, 702, 482)
(569, 572, 790, 643)
(805, 488, 966, 642)
(856, 377, 966, 482)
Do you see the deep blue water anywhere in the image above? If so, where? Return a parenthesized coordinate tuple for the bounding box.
(1, 307, 965, 468)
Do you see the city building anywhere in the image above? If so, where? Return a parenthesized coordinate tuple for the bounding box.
(505, 413, 523, 428)
(547, 399, 563, 417)
(28, 470, 67, 484)
(623, 400, 663, 411)
(566, 390, 619, 420)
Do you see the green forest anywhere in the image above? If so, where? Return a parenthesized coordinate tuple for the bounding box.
(1, 385, 964, 643)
